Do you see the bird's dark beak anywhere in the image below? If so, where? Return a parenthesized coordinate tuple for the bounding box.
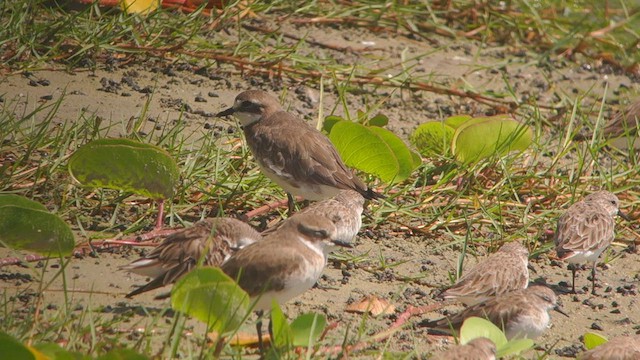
(216, 107, 235, 117)
(331, 240, 354, 248)
(617, 210, 631, 221)
(554, 305, 569, 317)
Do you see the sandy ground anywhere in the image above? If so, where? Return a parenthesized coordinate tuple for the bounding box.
(1, 14, 639, 359)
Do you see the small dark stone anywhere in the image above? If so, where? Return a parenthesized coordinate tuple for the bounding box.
(208, 92, 219, 98)
(28, 80, 38, 87)
(591, 322, 604, 331)
(121, 92, 132, 97)
(195, 95, 206, 103)
(40, 95, 53, 100)
(37, 79, 50, 86)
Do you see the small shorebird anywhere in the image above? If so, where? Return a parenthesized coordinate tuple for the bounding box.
(439, 242, 530, 305)
(216, 90, 382, 213)
(263, 189, 365, 245)
(422, 285, 568, 340)
(554, 191, 629, 294)
(431, 337, 496, 360)
(221, 212, 351, 348)
(578, 335, 640, 360)
(122, 217, 261, 298)
(575, 99, 640, 150)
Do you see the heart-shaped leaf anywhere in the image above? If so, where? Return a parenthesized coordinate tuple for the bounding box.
(0, 333, 35, 360)
(0, 194, 47, 211)
(368, 126, 421, 181)
(290, 313, 326, 347)
(270, 301, 292, 348)
(171, 268, 250, 333)
(583, 332, 608, 350)
(410, 122, 455, 158)
(329, 120, 419, 183)
(459, 317, 534, 358)
(451, 115, 533, 164)
(69, 138, 179, 200)
(33, 342, 87, 360)
(0, 195, 75, 256)
(460, 317, 507, 349)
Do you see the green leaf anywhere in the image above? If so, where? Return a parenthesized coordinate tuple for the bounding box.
(270, 301, 293, 348)
(68, 138, 179, 200)
(171, 268, 250, 333)
(290, 313, 326, 348)
(322, 116, 342, 133)
(459, 317, 507, 349)
(410, 122, 455, 158)
(33, 342, 87, 360)
(584, 332, 608, 350)
(365, 113, 389, 127)
(368, 126, 421, 182)
(96, 348, 149, 360)
(329, 120, 418, 183)
(0, 333, 35, 360)
(329, 121, 398, 182)
(451, 115, 533, 164)
(497, 338, 535, 358)
(444, 115, 473, 129)
(0, 196, 75, 256)
(0, 194, 47, 211)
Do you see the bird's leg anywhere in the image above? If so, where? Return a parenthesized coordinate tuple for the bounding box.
(569, 264, 577, 294)
(591, 262, 598, 295)
(287, 193, 295, 216)
(256, 310, 265, 355)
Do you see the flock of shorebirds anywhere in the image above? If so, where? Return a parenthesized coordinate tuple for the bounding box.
(120, 90, 640, 359)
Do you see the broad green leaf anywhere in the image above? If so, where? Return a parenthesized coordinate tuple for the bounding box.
(459, 317, 507, 349)
(444, 115, 473, 129)
(496, 338, 535, 358)
(329, 121, 399, 183)
(322, 116, 343, 133)
(0, 333, 35, 360)
(410, 122, 455, 158)
(584, 332, 608, 350)
(271, 301, 292, 348)
(0, 197, 75, 256)
(171, 268, 250, 333)
(120, 0, 160, 15)
(33, 342, 87, 360)
(0, 194, 47, 211)
(96, 348, 149, 360)
(290, 313, 327, 347)
(365, 113, 389, 127)
(68, 138, 179, 200)
(451, 115, 533, 164)
(368, 126, 420, 182)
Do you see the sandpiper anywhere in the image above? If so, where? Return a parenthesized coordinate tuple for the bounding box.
(554, 191, 629, 294)
(216, 90, 382, 213)
(422, 285, 568, 340)
(431, 337, 496, 360)
(122, 217, 260, 298)
(263, 189, 365, 245)
(439, 242, 530, 305)
(578, 334, 640, 360)
(221, 212, 351, 347)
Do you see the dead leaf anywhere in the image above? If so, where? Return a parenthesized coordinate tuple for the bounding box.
(208, 331, 271, 347)
(345, 295, 395, 316)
